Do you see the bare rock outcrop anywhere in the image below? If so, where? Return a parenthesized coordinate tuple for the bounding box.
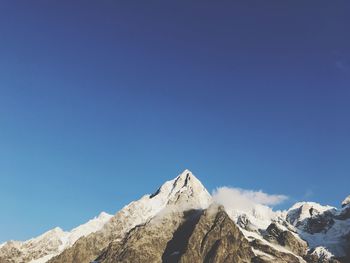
(263, 223, 308, 256)
(178, 205, 254, 263)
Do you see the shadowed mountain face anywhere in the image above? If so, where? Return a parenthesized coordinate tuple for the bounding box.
(46, 170, 213, 263)
(177, 205, 255, 263)
(95, 205, 254, 263)
(1, 170, 350, 263)
(162, 209, 203, 262)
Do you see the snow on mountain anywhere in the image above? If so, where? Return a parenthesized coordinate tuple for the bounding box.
(284, 200, 350, 260)
(102, 169, 212, 242)
(42, 170, 213, 263)
(2, 169, 349, 263)
(310, 246, 335, 261)
(4, 173, 193, 263)
(223, 203, 277, 231)
(212, 188, 350, 262)
(0, 211, 112, 263)
(158, 169, 212, 209)
(297, 215, 350, 258)
(211, 186, 308, 261)
(286, 202, 336, 227)
(342, 195, 350, 208)
(63, 212, 112, 248)
(51, 172, 350, 263)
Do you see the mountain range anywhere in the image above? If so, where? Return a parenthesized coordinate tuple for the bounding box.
(1, 170, 349, 263)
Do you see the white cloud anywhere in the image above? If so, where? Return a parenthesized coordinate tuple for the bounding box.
(212, 186, 287, 212)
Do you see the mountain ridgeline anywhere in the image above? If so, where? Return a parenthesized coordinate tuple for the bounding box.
(1, 170, 349, 263)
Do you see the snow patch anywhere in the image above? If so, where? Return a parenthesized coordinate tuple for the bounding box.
(342, 195, 350, 208)
(311, 246, 334, 260)
(1, 212, 112, 263)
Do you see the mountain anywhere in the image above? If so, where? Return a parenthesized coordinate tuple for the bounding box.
(285, 202, 350, 261)
(1, 169, 349, 263)
(0, 212, 112, 263)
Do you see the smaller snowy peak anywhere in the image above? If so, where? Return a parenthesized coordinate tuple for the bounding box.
(341, 195, 350, 208)
(0, 212, 112, 263)
(98, 211, 112, 219)
(24, 226, 67, 247)
(288, 202, 335, 213)
(285, 201, 350, 259)
(310, 246, 334, 261)
(65, 211, 113, 247)
(286, 202, 336, 226)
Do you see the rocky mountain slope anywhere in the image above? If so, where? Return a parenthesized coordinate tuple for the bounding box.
(0, 212, 112, 263)
(1, 170, 349, 263)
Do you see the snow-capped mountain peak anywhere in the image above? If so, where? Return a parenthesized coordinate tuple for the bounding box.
(153, 169, 212, 208)
(2, 170, 349, 263)
(286, 201, 336, 226)
(102, 169, 212, 241)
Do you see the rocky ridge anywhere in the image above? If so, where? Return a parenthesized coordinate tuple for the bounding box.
(0, 212, 112, 263)
(1, 170, 349, 263)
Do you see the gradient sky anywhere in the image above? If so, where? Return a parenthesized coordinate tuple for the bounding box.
(0, 1, 349, 242)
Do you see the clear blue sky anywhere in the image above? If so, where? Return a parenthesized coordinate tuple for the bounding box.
(0, 1, 349, 242)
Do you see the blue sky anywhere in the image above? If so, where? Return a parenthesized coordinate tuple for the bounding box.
(0, 1, 349, 242)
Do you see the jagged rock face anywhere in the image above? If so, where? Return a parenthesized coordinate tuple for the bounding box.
(47, 230, 108, 263)
(341, 232, 350, 263)
(0, 242, 23, 263)
(0, 228, 65, 263)
(96, 209, 199, 263)
(302, 214, 335, 234)
(48, 170, 212, 263)
(304, 247, 342, 263)
(286, 203, 335, 234)
(263, 223, 307, 256)
(177, 205, 254, 263)
(285, 201, 350, 262)
(249, 238, 303, 263)
(2, 170, 350, 263)
(96, 205, 254, 263)
(336, 205, 350, 220)
(236, 214, 258, 232)
(0, 214, 112, 263)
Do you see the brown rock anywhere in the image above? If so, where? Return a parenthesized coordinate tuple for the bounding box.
(178, 205, 254, 263)
(264, 223, 308, 256)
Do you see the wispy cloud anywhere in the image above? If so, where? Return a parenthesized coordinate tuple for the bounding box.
(212, 186, 288, 212)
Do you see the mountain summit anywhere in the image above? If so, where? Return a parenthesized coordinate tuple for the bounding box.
(149, 169, 212, 209)
(1, 170, 349, 263)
